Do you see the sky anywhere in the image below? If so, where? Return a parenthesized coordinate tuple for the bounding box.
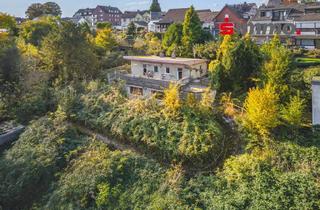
(0, 0, 266, 17)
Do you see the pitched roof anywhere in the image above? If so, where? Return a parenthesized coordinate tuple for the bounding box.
(252, 2, 320, 22)
(96, 5, 122, 13)
(158, 8, 214, 24)
(122, 10, 149, 19)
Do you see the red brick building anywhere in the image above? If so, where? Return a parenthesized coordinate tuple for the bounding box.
(92, 5, 122, 26)
(213, 3, 257, 35)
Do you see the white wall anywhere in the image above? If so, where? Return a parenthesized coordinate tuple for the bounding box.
(313, 80, 320, 125)
(130, 61, 207, 81)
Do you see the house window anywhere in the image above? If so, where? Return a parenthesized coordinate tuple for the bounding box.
(261, 11, 266, 17)
(166, 67, 170, 74)
(154, 66, 159, 72)
(130, 86, 143, 95)
(143, 64, 147, 75)
(178, 68, 183, 80)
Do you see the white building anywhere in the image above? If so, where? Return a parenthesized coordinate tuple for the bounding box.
(121, 10, 150, 30)
(112, 56, 211, 98)
(313, 77, 320, 126)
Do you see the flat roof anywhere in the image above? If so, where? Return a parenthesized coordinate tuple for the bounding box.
(123, 56, 207, 66)
(312, 77, 320, 85)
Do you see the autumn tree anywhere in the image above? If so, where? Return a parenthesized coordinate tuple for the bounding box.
(244, 84, 280, 136)
(163, 84, 181, 116)
(95, 28, 118, 51)
(281, 92, 306, 128)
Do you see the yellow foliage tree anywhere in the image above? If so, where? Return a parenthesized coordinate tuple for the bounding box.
(244, 84, 280, 135)
(95, 28, 117, 51)
(200, 88, 214, 112)
(163, 84, 181, 115)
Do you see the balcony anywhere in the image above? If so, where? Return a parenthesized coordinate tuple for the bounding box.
(108, 72, 191, 91)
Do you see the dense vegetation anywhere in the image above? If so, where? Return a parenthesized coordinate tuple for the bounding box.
(1, 4, 320, 209)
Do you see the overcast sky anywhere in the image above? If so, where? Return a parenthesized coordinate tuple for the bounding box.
(0, 0, 266, 17)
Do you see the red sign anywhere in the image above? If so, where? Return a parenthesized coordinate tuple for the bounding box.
(219, 15, 234, 35)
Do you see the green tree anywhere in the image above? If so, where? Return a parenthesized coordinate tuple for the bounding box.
(150, 0, 161, 12)
(126, 21, 137, 39)
(96, 22, 112, 29)
(260, 35, 292, 98)
(162, 23, 183, 56)
(19, 17, 57, 46)
(281, 92, 306, 128)
(40, 22, 98, 85)
(43, 2, 62, 17)
(25, 3, 44, 20)
(182, 6, 203, 56)
(0, 13, 17, 34)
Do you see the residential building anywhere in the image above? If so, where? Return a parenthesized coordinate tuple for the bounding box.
(92, 5, 122, 26)
(213, 2, 257, 35)
(121, 10, 150, 30)
(109, 56, 212, 99)
(154, 8, 217, 33)
(250, 2, 320, 48)
(313, 77, 320, 125)
(73, 8, 95, 18)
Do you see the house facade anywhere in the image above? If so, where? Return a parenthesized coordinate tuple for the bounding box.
(110, 56, 211, 99)
(313, 77, 320, 125)
(213, 3, 257, 35)
(154, 8, 217, 33)
(92, 5, 122, 26)
(121, 10, 150, 30)
(250, 2, 320, 49)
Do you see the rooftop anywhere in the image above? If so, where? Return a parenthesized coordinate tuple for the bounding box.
(123, 56, 207, 66)
(157, 8, 213, 24)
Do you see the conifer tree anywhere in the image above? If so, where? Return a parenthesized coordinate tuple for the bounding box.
(182, 6, 202, 56)
(150, 0, 161, 12)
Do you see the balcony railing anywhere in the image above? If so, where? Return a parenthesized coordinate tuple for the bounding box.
(108, 72, 192, 90)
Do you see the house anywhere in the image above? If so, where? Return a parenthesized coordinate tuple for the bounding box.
(92, 5, 122, 26)
(155, 8, 217, 33)
(73, 8, 95, 18)
(121, 10, 150, 30)
(109, 56, 212, 99)
(213, 2, 257, 35)
(313, 77, 320, 126)
(250, 1, 320, 48)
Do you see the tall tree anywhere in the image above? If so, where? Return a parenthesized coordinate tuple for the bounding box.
(40, 22, 98, 85)
(150, 0, 161, 12)
(162, 23, 182, 56)
(182, 6, 203, 56)
(25, 3, 44, 20)
(43, 2, 62, 17)
(126, 21, 137, 39)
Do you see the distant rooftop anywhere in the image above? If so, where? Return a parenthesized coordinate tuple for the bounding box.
(124, 56, 207, 66)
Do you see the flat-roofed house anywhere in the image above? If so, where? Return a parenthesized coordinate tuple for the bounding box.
(109, 56, 212, 99)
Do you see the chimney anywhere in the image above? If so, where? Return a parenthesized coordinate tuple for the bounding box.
(312, 77, 320, 126)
